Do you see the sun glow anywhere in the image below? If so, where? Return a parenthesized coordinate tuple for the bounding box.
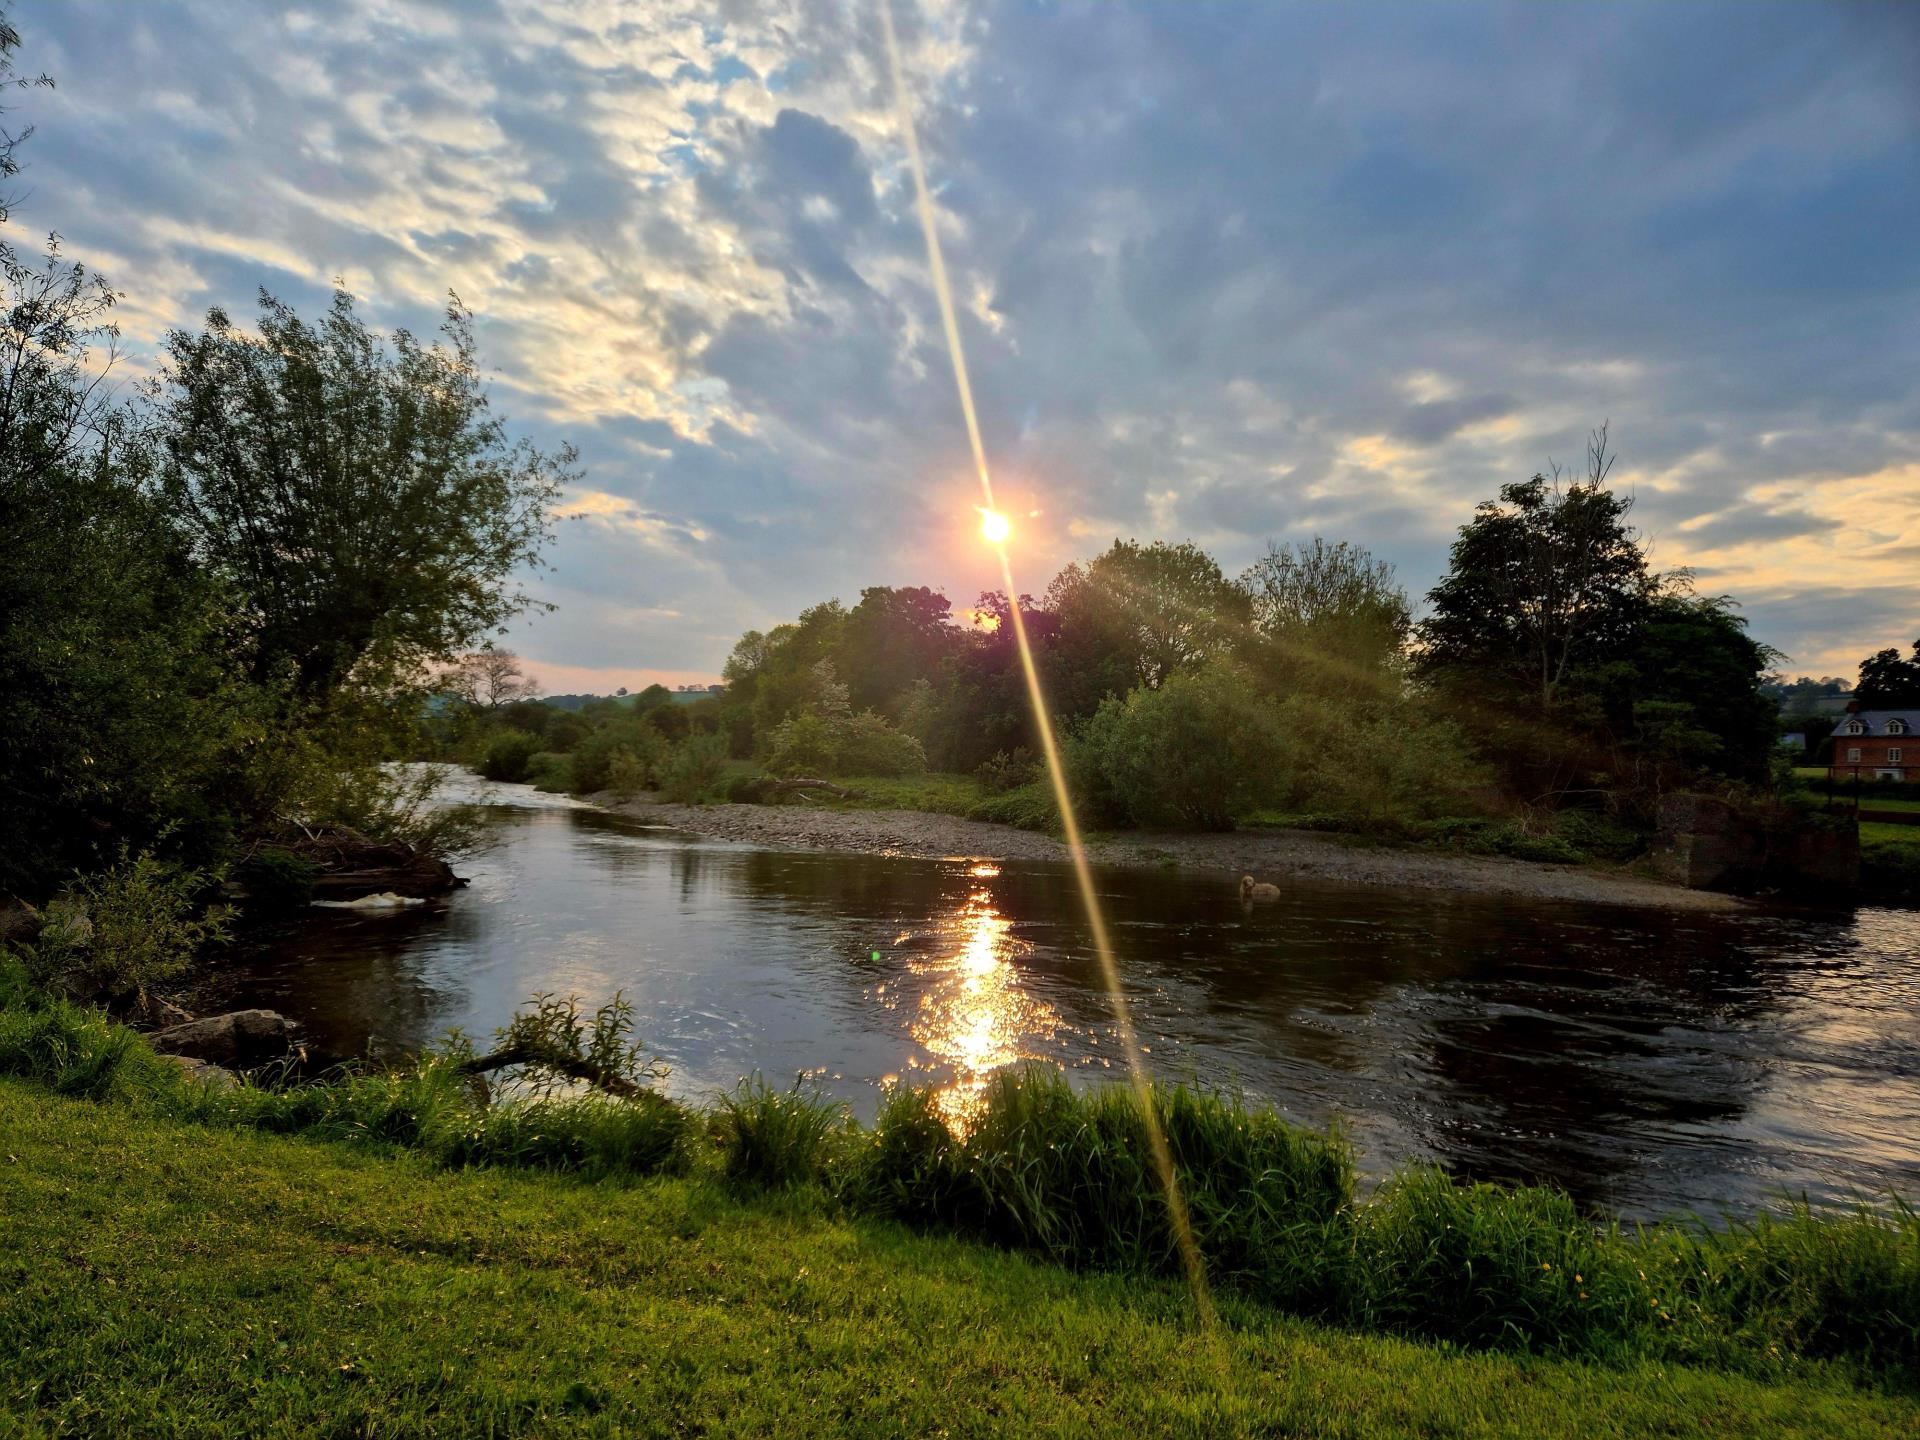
(978, 507, 1011, 545)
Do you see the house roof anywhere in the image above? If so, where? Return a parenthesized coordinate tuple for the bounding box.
(1836, 710, 1919, 736)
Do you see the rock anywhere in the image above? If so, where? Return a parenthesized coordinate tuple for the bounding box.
(0, 896, 42, 946)
(156, 1053, 239, 1090)
(149, 1009, 296, 1066)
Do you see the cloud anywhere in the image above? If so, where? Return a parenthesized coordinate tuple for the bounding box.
(11, 0, 1919, 682)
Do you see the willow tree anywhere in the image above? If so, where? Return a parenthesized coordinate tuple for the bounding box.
(159, 289, 575, 696)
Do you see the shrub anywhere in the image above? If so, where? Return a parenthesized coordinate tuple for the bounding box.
(659, 733, 731, 804)
(1072, 664, 1285, 830)
(526, 751, 575, 793)
(765, 707, 925, 778)
(477, 728, 541, 783)
(233, 848, 319, 910)
(605, 747, 652, 801)
(21, 850, 231, 1003)
(712, 1076, 847, 1189)
(832, 711, 927, 777)
(1552, 810, 1647, 861)
(570, 721, 667, 795)
(975, 747, 1039, 793)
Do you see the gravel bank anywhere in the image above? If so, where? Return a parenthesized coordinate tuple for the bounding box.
(599, 796, 1744, 913)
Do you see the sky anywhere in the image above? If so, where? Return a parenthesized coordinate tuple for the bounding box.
(15, 0, 1920, 690)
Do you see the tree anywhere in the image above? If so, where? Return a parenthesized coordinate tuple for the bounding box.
(1856, 642, 1920, 708)
(159, 288, 575, 696)
(446, 646, 540, 710)
(834, 585, 958, 713)
(1047, 539, 1251, 707)
(0, 5, 52, 224)
(1622, 593, 1781, 783)
(1416, 427, 1650, 713)
(1239, 536, 1410, 686)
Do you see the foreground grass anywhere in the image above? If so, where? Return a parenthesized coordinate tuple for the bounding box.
(5, 1082, 1917, 1440)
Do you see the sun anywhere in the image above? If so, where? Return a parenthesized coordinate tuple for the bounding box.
(977, 507, 1011, 545)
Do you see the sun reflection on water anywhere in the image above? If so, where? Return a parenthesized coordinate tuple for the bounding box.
(903, 875, 1058, 1132)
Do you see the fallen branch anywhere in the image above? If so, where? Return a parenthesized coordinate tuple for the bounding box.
(765, 777, 866, 801)
(456, 1044, 646, 1100)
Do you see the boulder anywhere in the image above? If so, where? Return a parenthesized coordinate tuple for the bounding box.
(157, 1053, 239, 1091)
(0, 897, 41, 946)
(149, 1009, 296, 1066)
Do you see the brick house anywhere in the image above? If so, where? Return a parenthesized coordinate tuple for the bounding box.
(1828, 706, 1919, 783)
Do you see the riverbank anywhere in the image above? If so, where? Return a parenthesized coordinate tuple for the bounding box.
(5, 1080, 1915, 1439)
(598, 793, 1745, 913)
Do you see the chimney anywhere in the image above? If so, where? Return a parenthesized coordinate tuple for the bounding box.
(1846, 699, 1861, 714)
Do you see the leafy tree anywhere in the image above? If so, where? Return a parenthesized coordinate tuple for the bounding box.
(1621, 593, 1781, 783)
(1239, 536, 1410, 688)
(1047, 539, 1251, 710)
(1856, 641, 1920, 708)
(835, 585, 958, 714)
(1417, 428, 1650, 714)
(159, 288, 575, 696)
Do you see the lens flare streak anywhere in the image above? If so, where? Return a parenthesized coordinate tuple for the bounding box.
(881, 0, 1217, 1329)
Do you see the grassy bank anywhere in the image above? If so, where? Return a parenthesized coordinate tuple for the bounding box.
(6, 1081, 1919, 1439)
(4, 977, 1917, 1398)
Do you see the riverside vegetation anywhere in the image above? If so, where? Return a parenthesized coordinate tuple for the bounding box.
(427, 436, 1916, 899)
(3, 958, 1916, 1423)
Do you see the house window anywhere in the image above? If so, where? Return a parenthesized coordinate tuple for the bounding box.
(1891, 748, 1905, 764)
(1847, 747, 1863, 762)
(1889, 719, 1910, 735)
(1845, 720, 1866, 735)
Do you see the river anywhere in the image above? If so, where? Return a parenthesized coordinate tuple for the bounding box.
(207, 775, 1920, 1220)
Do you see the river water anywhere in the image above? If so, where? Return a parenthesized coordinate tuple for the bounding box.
(210, 776, 1920, 1219)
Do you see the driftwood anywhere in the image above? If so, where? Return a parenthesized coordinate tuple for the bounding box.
(456, 1044, 646, 1100)
(763, 776, 866, 801)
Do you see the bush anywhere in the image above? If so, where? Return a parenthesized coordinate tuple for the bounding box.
(1072, 664, 1285, 830)
(21, 850, 230, 1003)
(1552, 810, 1647, 861)
(765, 707, 925, 778)
(659, 733, 730, 804)
(571, 721, 667, 795)
(477, 728, 541, 783)
(526, 751, 575, 793)
(233, 849, 319, 910)
(713, 1076, 847, 1190)
(975, 748, 1039, 793)
(832, 711, 927, 777)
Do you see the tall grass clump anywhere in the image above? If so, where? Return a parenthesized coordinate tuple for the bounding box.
(852, 1069, 1355, 1310)
(1354, 1168, 1644, 1353)
(713, 1075, 848, 1189)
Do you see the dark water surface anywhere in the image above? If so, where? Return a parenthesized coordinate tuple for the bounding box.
(211, 776, 1920, 1219)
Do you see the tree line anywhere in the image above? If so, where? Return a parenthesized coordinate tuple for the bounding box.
(451, 425, 1783, 853)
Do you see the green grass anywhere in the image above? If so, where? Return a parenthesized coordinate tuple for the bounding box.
(4, 976, 1917, 1410)
(5, 1081, 1919, 1439)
